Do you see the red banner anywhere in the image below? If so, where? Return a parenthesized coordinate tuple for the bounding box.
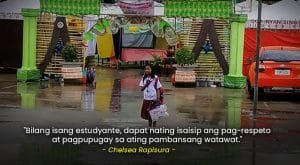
(243, 29, 300, 76)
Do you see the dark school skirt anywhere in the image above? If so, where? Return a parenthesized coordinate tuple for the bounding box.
(141, 100, 156, 120)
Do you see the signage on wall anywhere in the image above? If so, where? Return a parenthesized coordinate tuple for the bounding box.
(246, 20, 300, 29)
(0, 12, 22, 20)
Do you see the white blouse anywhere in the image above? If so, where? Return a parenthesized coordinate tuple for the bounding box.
(139, 76, 162, 100)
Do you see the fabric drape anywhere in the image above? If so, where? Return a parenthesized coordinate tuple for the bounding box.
(97, 28, 115, 58)
(83, 17, 97, 56)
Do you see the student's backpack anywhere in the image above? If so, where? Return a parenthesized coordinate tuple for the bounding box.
(154, 77, 164, 102)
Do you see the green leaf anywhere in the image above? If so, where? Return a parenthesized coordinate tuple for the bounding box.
(175, 47, 195, 66)
(61, 44, 77, 62)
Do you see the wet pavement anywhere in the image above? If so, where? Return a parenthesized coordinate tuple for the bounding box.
(1, 68, 300, 164)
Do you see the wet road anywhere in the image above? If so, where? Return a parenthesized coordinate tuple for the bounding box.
(0, 68, 300, 164)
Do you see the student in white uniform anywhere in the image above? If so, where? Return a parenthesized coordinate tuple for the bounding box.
(139, 64, 162, 127)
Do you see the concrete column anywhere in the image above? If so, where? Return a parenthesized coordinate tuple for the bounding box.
(21, 17, 30, 70)
(17, 8, 40, 82)
(28, 16, 38, 70)
(224, 14, 247, 88)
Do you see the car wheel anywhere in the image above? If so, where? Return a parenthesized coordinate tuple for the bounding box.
(247, 81, 265, 100)
(258, 87, 265, 97)
(247, 80, 254, 99)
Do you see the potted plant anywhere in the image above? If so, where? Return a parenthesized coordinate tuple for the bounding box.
(172, 47, 196, 86)
(174, 47, 196, 70)
(60, 43, 82, 81)
(151, 54, 163, 75)
(61, 43, 77, 62)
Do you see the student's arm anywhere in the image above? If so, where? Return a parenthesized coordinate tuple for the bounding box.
(140, 80, 151, 91)
(156, 89, 160, 101)
(156, 78, 162, 101)
(139, 78, 151, 91)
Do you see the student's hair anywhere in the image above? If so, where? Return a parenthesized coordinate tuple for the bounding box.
(143, 64, 155, 81)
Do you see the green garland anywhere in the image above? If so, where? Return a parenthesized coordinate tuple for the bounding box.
(164, 0, 232, 18)
(40, 0, 100, 15)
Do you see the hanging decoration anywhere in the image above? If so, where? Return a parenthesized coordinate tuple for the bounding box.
(150, 18, 178, 46)
(118, 17, 129, 26)
(96, 26, 115, 58)
(118, 0, 154, 16)
(84, 16, 179, 46)
(164, 0, 232, 18)
(83, 19, 107, 41)
(124, 17, 151, 34)
(40, 0, 100, 15)
(164, 18, 184, 34)
(164, 26, 178, 46)
(109, 17, 121, 35)
(150, 18, 165, 37)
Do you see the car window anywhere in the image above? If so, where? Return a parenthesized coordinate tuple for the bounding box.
(260, 50, 300, 62)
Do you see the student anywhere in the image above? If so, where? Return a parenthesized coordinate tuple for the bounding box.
(87, 66, 95, 88)
(139, 64, 162, 127)
(203, 40, 213, 54)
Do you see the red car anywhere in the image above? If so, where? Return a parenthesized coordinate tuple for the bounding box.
(247, 46, 300, 98)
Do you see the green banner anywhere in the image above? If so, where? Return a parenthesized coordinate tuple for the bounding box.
(40, 0, 100, 15)
(164, 0, 232, 18)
